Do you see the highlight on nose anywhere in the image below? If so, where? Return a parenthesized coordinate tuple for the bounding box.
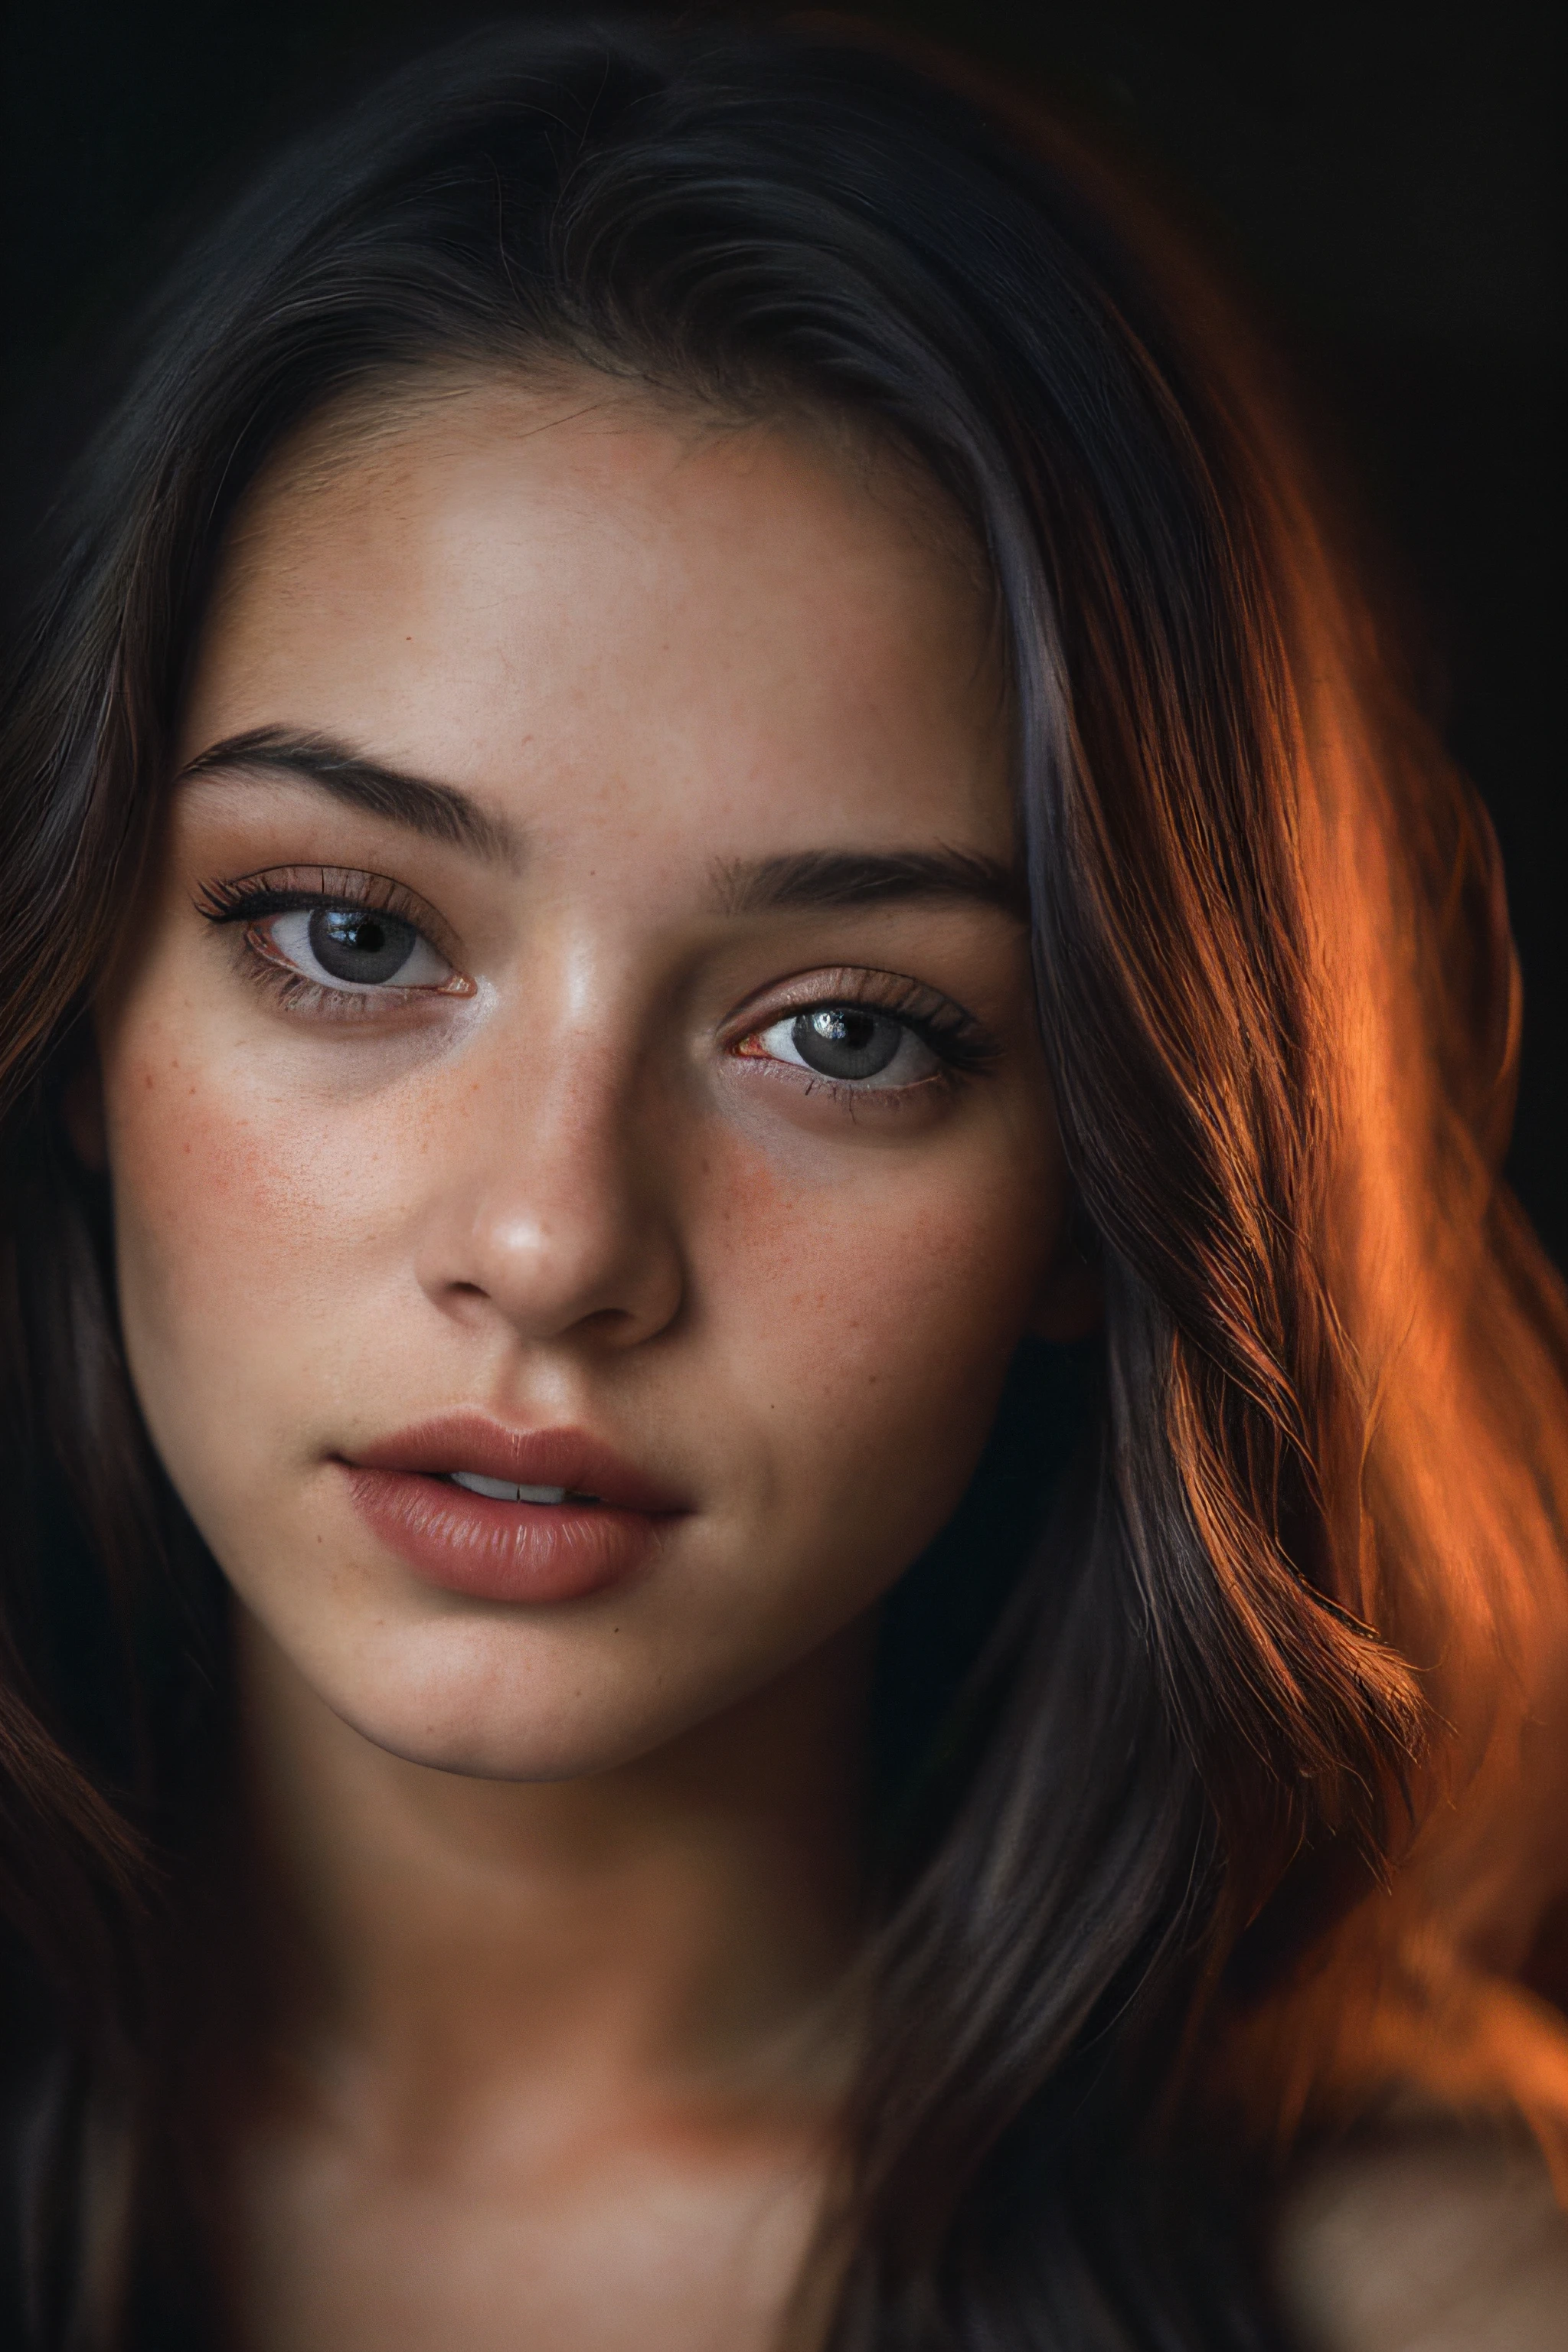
(426, 1169, 685, 1347)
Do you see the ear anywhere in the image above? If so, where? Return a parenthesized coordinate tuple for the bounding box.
(60, 1045, 109, 1172)
(1027, 1200, 1102, 1341)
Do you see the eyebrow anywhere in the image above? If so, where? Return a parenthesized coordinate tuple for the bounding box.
(177, 727, 1025, 917)
(712, 846, 1027, 920)
(176, 726, 523, 864)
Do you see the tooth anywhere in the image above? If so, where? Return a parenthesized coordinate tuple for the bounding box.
(450, 1471, 519, 1500)
(448, 1472, 571, 1504)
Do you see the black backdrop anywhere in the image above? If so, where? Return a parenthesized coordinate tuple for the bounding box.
(4, 1, 1562, 1262)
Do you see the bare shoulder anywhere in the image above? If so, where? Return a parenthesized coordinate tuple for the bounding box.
(1272, 2128, 1568, 2351)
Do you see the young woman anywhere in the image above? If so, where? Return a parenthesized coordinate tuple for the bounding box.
(2, 18, 1566, 2349)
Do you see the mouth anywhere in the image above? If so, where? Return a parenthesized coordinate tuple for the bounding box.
(337, 1416, 686, 1604)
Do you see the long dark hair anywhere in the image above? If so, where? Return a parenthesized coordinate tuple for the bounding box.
(4, 17, 1567, 2347)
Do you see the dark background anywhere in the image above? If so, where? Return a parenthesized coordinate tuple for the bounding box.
(4, 2, 1562, 1261)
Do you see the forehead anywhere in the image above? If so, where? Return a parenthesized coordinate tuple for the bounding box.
(180, 375, 1012, 863)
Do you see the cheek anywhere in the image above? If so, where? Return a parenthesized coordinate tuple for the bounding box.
(694, 1122, 1059, 1559)
(100, 1008, 405, 1407)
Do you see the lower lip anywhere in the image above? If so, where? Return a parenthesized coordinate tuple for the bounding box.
(341, 1465, 670, 1603)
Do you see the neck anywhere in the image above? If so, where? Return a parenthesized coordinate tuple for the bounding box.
(233, 1609, 872, 2130)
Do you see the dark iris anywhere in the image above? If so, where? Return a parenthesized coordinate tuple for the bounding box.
(309, 906, 418, 985)
(792, 1005, 902, 1080)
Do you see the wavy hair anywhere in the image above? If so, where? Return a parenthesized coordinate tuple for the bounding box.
(2, 18, 1566, 2347)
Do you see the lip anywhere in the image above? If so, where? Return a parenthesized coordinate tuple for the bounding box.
(337, 1413, 688, 1605)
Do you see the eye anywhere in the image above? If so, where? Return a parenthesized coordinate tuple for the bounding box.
(750, 1005, 942, 1089)
(259, 906, 455, 991)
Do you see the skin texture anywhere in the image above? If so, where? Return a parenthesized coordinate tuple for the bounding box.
(84, 377, 1086, 2348)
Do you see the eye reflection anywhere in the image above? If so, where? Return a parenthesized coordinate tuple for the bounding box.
(755, 1006, 941, 1089)
(261, 906, 455, 991)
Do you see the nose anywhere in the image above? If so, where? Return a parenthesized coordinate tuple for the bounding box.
(412, 1027, 686, 1352)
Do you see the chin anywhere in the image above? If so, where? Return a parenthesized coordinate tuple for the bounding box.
(289, 1627, 724, 1784)
(355, 1714, 624, 1783)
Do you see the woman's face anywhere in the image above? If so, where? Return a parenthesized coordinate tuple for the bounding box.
(92, 377, 1080, 1778)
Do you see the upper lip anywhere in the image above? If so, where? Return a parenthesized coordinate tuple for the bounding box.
(341, 1413, 688, 1514)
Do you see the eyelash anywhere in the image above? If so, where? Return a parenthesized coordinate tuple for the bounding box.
(196, 871, 997, 1094)
(858, 980, 990, 1070)
(195, 867, 461, 1019)
(733, 972, 996, 1106)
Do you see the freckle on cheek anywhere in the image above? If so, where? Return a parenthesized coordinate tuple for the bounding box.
(707, 1141, 795, 1231)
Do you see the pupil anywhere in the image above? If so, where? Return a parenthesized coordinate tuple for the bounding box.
(792, 1005, 900, 1080)
(309, 906, 416, 985)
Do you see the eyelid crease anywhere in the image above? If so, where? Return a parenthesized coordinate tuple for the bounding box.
(729, 967, 998, 1072)
(195, 865, 476, 1003)
(729, 965, 988, 1031)
(194, 864, 461, 956)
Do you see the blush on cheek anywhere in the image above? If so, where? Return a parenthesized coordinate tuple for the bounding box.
(715, 1119, 1049, 1330)
(119, 1063, 250, 1208)
(106, 1045, 340, 1335)
(809, 1212, 1026, 1403)
(698, 1126, 1055, 1535)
